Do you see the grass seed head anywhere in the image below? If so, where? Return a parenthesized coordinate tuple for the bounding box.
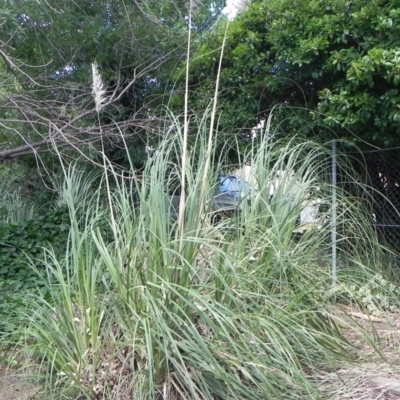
(91, 62, 107, 113)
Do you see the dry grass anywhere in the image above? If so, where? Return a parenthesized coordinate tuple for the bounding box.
(315, 306, 400, 399)
(0, 373, 40, 400)
(0, 353, 41, 400)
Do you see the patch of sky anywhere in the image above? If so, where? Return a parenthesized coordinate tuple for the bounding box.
(222, 0, 247, 20)
(51, 65, 77, 79)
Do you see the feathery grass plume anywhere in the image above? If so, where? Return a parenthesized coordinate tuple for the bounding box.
(91, 61, 107, 113)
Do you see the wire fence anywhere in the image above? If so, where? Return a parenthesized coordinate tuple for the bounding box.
(346, 146, 400, 254)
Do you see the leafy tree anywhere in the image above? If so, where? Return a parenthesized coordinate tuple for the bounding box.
(188, 0, 400, 147)
(0, 0, 226, 162)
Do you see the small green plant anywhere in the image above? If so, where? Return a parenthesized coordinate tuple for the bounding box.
(0, 189, 36, 224)
(326, 271, 400, 316)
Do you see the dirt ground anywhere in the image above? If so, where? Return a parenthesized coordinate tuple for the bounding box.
(316, 306, 400, 399)
(1, 306, 400, 400)
(0, 375, 40, 400)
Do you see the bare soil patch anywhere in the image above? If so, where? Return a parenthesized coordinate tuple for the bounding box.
(0, 370, 40, 400)
(0, 353, 41, 400)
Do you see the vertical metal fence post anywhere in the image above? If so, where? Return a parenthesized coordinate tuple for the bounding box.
(331, 140, 337, 286)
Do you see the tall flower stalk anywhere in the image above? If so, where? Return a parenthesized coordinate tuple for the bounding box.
(91, 61, 121, 267)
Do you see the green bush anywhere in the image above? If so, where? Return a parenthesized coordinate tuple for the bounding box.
(18, 119, 392, 399)
(0, 207, 70, 334)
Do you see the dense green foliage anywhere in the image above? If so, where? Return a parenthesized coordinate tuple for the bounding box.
(0, 0, 226, 163)
(0, 207, 70, 333)
(187, 0, 400, 146)
(3, 0, 400, 159)
(2, 0, 400, 161)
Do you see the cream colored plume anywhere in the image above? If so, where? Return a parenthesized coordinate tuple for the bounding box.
(91, 62, 107, 113)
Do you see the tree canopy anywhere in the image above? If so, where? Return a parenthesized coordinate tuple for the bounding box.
(187, 0, 400, 147)
(0, 0, 226, 162)
(2, 0, 400, 166)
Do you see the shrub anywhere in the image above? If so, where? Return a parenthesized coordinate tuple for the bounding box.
(18, 120, 388, 399)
